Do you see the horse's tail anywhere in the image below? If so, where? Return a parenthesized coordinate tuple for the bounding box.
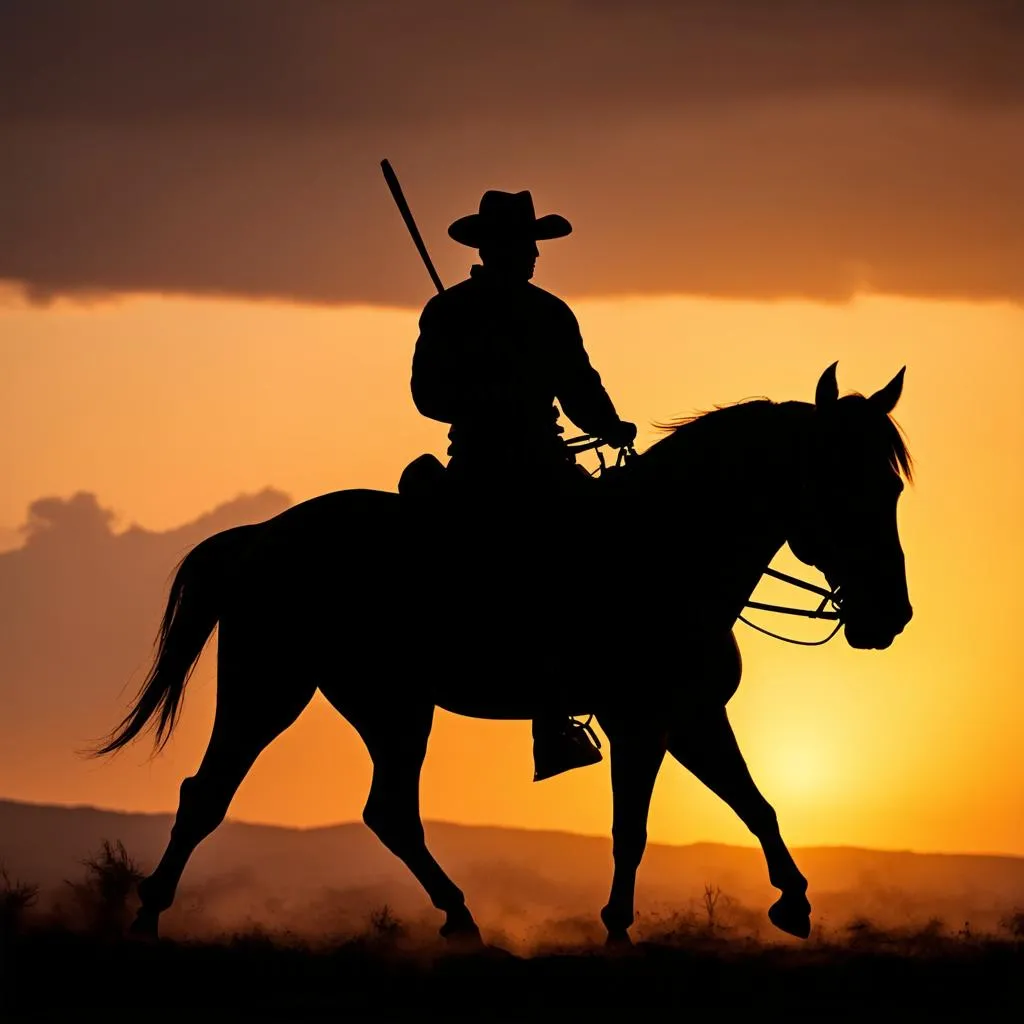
(92, 524, 256, 756)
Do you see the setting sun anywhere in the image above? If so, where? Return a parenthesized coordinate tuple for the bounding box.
(766, 738, 836, 802)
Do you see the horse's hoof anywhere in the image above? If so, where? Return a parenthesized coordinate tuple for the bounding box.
(439, 911, 484, 949)
(768, 894, 812, 939)
(475, 944, 518, 960)
(441, 928, 485, 952)
(128, 909, 160, 942)
(605, 929, 633, 949)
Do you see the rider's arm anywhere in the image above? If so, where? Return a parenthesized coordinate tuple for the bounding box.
(553, 307, 624, 439)
(411, 298, 459, 424)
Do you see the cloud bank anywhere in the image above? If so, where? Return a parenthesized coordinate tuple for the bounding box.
(2, 0, 1022, 306)
(0, 488, 291, 787)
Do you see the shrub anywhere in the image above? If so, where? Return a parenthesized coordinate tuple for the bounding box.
(368, 904, 406, 945)
(66, 840, 144, 938)
(0, 865, 39, 936)
(999, 909, 1024, 941)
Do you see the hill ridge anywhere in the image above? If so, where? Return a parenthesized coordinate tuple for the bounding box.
(3, 795, 1020, 863)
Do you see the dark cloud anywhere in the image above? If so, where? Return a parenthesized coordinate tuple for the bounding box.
(21, 492, 117, 544)
(0, 527, 23, 554)
(1, 0, 1022, 306)
(0, 488, 291, 779)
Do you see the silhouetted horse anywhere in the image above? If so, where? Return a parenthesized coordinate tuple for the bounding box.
(97, 363, 912, 945)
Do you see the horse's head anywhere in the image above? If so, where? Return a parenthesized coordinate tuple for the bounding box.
(787, 362, 913, 650)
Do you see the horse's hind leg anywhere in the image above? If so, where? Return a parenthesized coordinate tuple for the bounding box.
(330, 696, 481, 945)
(667, 703, 811, 939)
(133, 635, 315, 938)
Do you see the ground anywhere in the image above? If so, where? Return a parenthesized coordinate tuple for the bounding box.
(2, 922, 1019, 1021)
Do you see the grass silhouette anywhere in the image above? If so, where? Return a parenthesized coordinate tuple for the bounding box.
(62, 839, 145, 938)
(2, 840, 1021, 1020)
(0, 865, 39, 937)
(4, 903, 1020, 1020)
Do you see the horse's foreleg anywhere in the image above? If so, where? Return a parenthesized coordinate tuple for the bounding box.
(667, 704, 811, 938)
(598, 719, 667, 946)
(343, 701, 480, 945)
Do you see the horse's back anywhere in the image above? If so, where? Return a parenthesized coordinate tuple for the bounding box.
(272, 487, 399, 527)
(217, 488, 404, 616)
(260, 488, 400, 552)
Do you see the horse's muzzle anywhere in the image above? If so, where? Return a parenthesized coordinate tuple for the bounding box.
(844, 601, 912, 650)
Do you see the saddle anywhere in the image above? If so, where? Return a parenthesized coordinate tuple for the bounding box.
(397, 447, 607, 503)
(398, 453, 449, 501)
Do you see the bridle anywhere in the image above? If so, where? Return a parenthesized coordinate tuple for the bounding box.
(738, 568, 843, 646)
(565, 434, 845, 647)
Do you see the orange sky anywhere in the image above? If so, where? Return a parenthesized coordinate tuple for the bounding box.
(1, 286, 1022, 856)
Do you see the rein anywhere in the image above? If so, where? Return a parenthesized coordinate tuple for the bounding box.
(565, 434, 845, 647)
(739, 569, 843, 646)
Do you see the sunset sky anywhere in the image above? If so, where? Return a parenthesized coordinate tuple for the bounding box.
(1, 1, 1022, 859)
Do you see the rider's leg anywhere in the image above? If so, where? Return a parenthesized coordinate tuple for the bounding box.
(528, 471, 608, 780)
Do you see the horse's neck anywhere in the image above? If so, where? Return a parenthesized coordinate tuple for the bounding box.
(628, 402, 808, 617)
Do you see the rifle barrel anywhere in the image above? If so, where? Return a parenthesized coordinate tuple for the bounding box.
(381, 159, 445, 295)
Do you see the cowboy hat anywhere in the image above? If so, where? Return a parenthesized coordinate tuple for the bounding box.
(448, 190, 572, 248)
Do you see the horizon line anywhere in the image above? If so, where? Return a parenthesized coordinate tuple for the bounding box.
(3, 795, 1021, 863)
(4, 279, 1024, 317)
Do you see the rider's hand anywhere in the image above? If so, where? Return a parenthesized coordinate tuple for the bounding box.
(604, 420, 637, 449)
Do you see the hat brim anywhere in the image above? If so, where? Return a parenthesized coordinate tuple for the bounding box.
(448, 213, 572, 248)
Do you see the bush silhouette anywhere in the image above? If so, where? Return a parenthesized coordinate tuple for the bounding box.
(368, 904, 406, 945)
(66, 840, 144, 938)
(999, 909, 1024, 941)
(702, 883, 725, 935)
(1, 865, 39, 937)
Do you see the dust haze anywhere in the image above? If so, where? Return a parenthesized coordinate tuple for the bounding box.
(4, 799, 1022, 950)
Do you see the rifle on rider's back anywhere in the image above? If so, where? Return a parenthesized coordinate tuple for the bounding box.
(381, 159, 445, 295)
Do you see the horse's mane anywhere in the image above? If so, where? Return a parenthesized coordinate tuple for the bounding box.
(655, 397, 773, 438)
(649, 395, 913, 482)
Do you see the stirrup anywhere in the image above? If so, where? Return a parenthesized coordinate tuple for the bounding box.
(533, 715, 603, 782)
(571, 714, 602, 750)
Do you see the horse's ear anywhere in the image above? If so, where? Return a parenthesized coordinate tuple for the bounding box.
(815, 362, 839, 407)
(868, 366, 906, 414)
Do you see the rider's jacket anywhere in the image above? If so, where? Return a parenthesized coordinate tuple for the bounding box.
(412, 264, 622, 484)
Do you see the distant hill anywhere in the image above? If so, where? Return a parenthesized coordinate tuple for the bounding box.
(2, 797, 1022, 943)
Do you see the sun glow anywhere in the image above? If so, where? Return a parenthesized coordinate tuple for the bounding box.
(767, 740, 835, 801)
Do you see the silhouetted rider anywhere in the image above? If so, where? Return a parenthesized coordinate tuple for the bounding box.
(411, 189, 636, 781)
(413, 190, 636, 491)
